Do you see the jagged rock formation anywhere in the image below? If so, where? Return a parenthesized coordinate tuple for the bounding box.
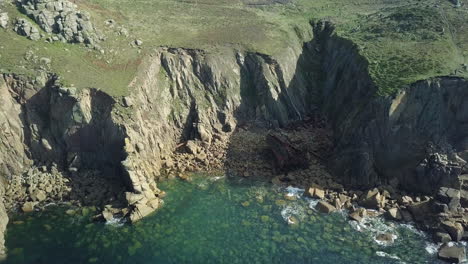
(13, 18, 41, 40)
(17, 0, 101, 45)
(314, 21, 468, 195)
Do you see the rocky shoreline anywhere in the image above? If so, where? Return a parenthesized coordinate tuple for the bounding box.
(153, 112, 468, 262)
(0, 4, 466, 261)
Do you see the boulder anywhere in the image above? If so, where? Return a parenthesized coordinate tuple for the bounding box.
(315, 201, 336, 214)
(442, 221, 464, 242)
(359, 191, 385, 209)
(123, 97, 133, 107)
(102, 209, 114, 222)
(185, 140, 199, 154)
(349, 208, 366, 222)
(386, 208, 402, 221)
(407, 200, 432, 222)
(31, 190, 47, 202)
(306, 187, 325, 199)
(438, 243, 466, 263)
(22, 202, 38, 213)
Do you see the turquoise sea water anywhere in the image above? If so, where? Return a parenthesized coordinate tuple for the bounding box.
(4, 174, 445, 264)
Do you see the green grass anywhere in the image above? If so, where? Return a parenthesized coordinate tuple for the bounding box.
(0, 0, 467, 96)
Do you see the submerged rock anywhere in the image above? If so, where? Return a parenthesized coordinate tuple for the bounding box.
(375, 233, 395, 244)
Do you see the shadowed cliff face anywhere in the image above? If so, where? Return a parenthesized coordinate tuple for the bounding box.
(314, 21, 468, 193)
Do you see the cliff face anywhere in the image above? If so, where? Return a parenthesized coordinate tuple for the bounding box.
(316, 22, 468, 194)
(121, 45, 318, 211)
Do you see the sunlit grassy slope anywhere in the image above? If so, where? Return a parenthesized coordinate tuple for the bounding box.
(0, 0, 467, 96)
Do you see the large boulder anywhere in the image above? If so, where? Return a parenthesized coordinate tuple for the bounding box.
(407, 200, 433, 222)
(438, 243, 466, 263)
(442, 221, 464, 242)
(358, 189, 385, 209)
(386, 208, 402, 221)
(306, 186, 325, 199)
(315, 201, 336, 213)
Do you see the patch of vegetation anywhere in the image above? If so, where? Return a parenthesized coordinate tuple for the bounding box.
(0, 0, 467, 96)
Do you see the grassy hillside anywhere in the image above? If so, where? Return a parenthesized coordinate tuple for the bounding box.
(0, 0, 467, 96)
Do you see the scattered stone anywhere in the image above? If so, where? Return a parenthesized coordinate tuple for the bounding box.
(315, 201, 336, 213)
(438, 243, 466, 263)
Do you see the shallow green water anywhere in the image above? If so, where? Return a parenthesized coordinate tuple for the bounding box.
(4, 174, 443, 264)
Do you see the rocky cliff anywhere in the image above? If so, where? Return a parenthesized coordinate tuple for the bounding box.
(315, 21, 468, 194)
(0, 20, 467, 257)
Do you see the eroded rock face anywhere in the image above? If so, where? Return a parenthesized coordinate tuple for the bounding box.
(18, 0, 101, 45)
(315, 21, 468, 194)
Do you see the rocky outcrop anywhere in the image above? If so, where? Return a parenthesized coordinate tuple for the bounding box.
(14, 18, 41, 40)
(17, 0, 101, 45)
(0, 11, 8, 29)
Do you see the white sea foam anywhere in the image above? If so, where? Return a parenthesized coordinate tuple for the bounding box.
(399, 223, 426, 237)
(106, 216, 125, 227)
(373, 233, 398, 246)
(425, 242, 439, 255)
(376, 251, 406, 263)
(308, 199, 319, 210)
(285, 186, 305, 198)
(280, 203, 305, 222)
(210, 175, 225, 181)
